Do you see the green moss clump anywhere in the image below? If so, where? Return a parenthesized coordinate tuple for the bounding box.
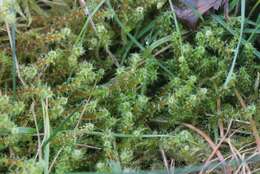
(0, 0, 260, 173)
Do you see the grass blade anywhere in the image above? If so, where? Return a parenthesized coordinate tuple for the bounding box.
(224, 0, 245, 87)
(42, 98, 51, 174)
(75, 0, 107, 45)
(211, 14, 260, 58)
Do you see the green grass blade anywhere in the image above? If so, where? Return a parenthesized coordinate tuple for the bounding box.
(224, 0, 246, 87)
(148, 35, 172, 51)
(65, 154, 260, 174)
(75, 0, 107, 45)
(247, 15, 260, 42)
(121, 20, 156, 64)
(106, 0, 173, 77)
(211, 14, 260, 58)
(105, 0, 144, 50)
(41, 99, 50, 174)
(42, 110, 77, 148)
(169, 0, 184, 57)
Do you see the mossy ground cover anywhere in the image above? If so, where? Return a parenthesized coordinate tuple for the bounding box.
(0, 0, 260, 173)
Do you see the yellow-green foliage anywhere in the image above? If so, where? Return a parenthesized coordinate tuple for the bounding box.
(0, 0, 259, 173)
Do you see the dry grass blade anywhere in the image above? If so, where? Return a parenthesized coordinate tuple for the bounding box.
(0, 0, 259, 173)
(48, 147, 63, 173)
(224, 0, 245, 87)
(78, 0, 97, 32)
(78, 0, 119, 67)
(231, 144, 252, 174)
(217, 97, 225, 138)
(30, 101, 42, 161)
(199, 120, 233, 174)
(76, 144, 102, 150)
(183, 123, 232, 174)
(160, 148, 170, 174)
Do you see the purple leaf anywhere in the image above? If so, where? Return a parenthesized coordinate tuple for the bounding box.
(171, 0, 229, 28)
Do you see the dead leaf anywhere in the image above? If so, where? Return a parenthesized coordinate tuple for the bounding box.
(171, 0, 229, 28)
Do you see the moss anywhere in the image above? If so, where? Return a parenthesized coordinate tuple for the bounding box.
(0, 0, 259, 173)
